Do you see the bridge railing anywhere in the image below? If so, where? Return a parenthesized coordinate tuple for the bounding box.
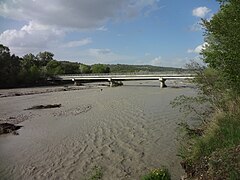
(57, 71, 194, 77)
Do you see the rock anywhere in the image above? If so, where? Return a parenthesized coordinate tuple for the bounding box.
(25, 104, 61, 110)
(0, 123, 22, 135)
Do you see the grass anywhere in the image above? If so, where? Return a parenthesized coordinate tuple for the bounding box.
(208, 144, 240, 179)
(179, 110, 240, 179)
(141, 167, 171, 180)
(88, 166, 103, 180)
(189, 112, 240, 160)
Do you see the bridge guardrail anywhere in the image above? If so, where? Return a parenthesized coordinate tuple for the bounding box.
(57, 71, 195, 77)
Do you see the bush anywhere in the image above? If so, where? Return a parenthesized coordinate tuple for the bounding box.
(178, 111, 240, 179)
(141, 167, 171, 180)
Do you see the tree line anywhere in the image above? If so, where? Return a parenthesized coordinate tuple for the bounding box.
(0, 45, 110, 88)
(0, 44, 187, 88)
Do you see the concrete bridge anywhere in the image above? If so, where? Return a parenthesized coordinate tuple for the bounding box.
(55, 72, 195, 88)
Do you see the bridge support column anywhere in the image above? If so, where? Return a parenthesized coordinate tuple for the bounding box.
(108, 78, 113, 87)
(72, 78, 82, 86)
(159, 78, 167, 88)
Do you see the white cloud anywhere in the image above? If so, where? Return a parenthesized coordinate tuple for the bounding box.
(150, 56, 161, 66)
(62, 38, 92, 48)
(0, 0, 162, 56)
(0, 0, 160, 29)
(192, 7, 211, 18)
(0, 21, 64, 55)
(55, 48, 136, 64)
(187, 42, 208, 54)
(97, 26, 108, 31)
(148, 56, 194, 68)
(88, 48, 111, 55)
(0, 21, 92, 56)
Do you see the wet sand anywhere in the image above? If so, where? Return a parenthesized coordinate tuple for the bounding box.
(0, 81, 196, 179)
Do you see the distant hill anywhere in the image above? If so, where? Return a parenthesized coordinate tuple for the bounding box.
(106, 64, 186, 73)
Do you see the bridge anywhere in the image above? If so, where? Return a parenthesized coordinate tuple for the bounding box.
(55, 72, 195, 88)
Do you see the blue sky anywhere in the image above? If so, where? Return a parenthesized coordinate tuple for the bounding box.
(0, 0, 219, 67)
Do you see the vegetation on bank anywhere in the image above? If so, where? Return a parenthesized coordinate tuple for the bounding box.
(172, 0, 240, 179)
(107, 64, 183, 73)
(0, 45, 110, 88)
(0, 45, 186, 88)
(141, 168, 171, 180)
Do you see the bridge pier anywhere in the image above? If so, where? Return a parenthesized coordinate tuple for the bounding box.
(108, 78, 113, 87)
(159, 78, 167, 88)
(109, 81, 114, 87)
(72, 78, 82, 86)
(108, 78, 123, 87)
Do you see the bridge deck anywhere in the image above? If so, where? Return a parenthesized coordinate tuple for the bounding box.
(54, 73, 195, 88)
(57, 73, 194, 80)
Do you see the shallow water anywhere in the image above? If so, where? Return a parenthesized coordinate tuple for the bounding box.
(0, 81, 196, 179)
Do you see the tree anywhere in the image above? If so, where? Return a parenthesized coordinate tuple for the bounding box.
(61, 61, 80, 74)
(22, 53, 38, 69)
(202, 0, 240, 95)
(172, 2, 240, 178)
(46, 60, 64, 76)
(91, 64, 110, 73)
(0, 44, 21, 87)
(36, 51, 54, 66)
(19, 53, 45, 84)
(79, 64, 91, 74)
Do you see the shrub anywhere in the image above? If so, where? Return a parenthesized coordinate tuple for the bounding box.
(141, 167, 171, 180)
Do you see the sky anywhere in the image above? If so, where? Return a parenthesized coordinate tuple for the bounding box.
(0, 0, 220, 67)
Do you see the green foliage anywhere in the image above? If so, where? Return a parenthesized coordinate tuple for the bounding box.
(22, 53, 38, 68)
(61, 61, 80, 74)
(46, 60, 64, 76)
(108, 64, 184, 73)
(19, 53, 44, 84)
(186, 62, 227, 109)
(0, 44, 21, 87)
(173, 1, 240, 179)
(178, 112, 240, 179)
(89, 166, 103, 180)
(208, 144, 240, 179)
(190, 113, 240, 161)
(0, 44, 190, 88)
(202, 0, 240, 95)
(80, 64, 91, 74)
(141, 168, 171, 180)
(36, 51, 54, 66)
(91, 64, 110, 73)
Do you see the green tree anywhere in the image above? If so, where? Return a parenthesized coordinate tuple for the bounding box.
(79, 64, 91, 74)
(0, 44, 21, 87)
(61, 61, 80, 74)
(172, 1, 240, 179)
(22, 53, 38, 69)
(36, 51, 54, 66)
(202, 0, 240, 96)
(46, 60, 64, 76)
(91, 64, 110, 73)
(29, 65, 41, 83)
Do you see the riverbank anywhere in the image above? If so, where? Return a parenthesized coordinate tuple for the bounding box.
(0, 81, 195, 179)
